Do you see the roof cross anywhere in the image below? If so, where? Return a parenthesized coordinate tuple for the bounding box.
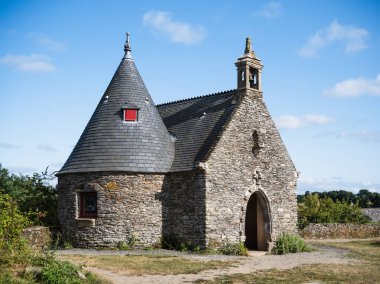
(123, 32, 132, 59)
(124, 32, 131, 52)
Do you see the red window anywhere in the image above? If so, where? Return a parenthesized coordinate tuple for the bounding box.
(124, 109, 138, 121)
(80, 192, 97, 218)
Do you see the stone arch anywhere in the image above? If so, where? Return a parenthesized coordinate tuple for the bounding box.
(241, 189, 272, 250)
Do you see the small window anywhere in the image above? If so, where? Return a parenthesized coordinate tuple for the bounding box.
(80, 192, 97, 218)
(124, 109, 138, 121)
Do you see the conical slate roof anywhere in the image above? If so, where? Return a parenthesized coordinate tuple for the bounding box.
(58, 34, 174, 175)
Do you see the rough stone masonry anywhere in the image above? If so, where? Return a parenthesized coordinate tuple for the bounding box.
(57, 35, 298, 250)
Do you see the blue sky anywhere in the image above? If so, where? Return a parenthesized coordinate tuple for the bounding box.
(0, 0, 379, 193)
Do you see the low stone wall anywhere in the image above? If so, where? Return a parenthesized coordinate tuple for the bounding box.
(23, 226, 51, 251)
(362, 208, 380, 222)
(300, 223, 380, 239)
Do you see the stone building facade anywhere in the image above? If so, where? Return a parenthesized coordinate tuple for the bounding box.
(57, 35, 298, 250)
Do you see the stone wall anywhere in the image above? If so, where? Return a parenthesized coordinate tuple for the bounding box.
(57, 172, 165, 248)
(300, 223, 380, 239)
(205, 90, 298, 249)
(161, 171, 206, 246)
(23, 226, 51, 251)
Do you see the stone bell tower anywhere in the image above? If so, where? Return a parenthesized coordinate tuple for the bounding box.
(235, 37, 264, 96)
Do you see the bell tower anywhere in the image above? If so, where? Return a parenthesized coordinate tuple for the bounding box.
(235, 37, 264, 94)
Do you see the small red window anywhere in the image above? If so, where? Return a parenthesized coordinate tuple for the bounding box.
(124, 109, 138, 121)
(80, 192, 97, 218)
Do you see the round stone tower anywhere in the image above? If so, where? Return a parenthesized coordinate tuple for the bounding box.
(56, 34, 174, 247)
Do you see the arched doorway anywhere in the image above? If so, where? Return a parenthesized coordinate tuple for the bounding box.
(245, 191, 270, 250)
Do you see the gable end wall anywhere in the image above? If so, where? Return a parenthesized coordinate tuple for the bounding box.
(204, 90, 298, 246)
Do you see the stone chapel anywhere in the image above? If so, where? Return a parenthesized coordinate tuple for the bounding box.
(57, 34, 298, 251)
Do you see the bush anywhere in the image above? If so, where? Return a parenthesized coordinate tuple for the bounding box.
(40, 259, 83, 284)
(30, 252, 102, 284)
(162, 236, 194, 252)
(0, 194, 31, 264)
(272, 234, 312, 255)
(0, 164, 58, 227)
(298, 194, 370, 229)
(219, 242, 248, 256)
(117, 233, 138, 250)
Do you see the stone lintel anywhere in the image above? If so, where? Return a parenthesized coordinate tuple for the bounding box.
(76, 218, 96, 227)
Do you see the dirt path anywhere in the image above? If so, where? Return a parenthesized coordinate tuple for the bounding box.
(58, 241, 359, 284)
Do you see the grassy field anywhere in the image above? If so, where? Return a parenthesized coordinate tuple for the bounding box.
(195, 239, 380, 283)
(58, 254, 235, 276)
(49, 239, 380, 283)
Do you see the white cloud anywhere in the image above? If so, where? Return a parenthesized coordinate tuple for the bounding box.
(276, 115, 303, 129)
(299, 20, 369, 57)
(0, 142, 20, 149)
(7, 166, 38, 176)
(254, 1, 282, 18)
(304, 114, 333, 125)
(0, 53, 56, 72)
(276, 114, 333, 129)
(28, 33, 66, 51)
(298, 177, 380, 194)
(36, 145, 58, 152)
(317, 130, 380, 143)
(347, 130, 380, 143)
(143, 10, 205, 44)
(323, 74, 380, 97)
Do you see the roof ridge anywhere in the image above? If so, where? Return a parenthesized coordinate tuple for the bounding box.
(156, 89, 237, 107)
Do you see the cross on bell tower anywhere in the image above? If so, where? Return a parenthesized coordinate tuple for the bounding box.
(235, 37, 264, 94)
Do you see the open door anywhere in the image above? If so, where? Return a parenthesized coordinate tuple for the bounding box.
(245, 191, 268, 250)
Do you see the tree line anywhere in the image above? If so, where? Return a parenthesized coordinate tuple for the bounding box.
(298, 189, 380, 208)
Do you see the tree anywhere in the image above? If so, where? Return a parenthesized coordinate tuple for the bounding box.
(0, 164, 58, 227)
(357, 189, 376, 208)
(0, 194, 31, 264)
(298, 194, 370, 229)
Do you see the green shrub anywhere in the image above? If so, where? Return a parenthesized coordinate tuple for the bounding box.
(40, 259, 83, 284)
(117, 233, 138, 250)
(0, 194, 31, 265)
(298, 194, 370, 229)
(117, 241, 130, 250)
(29, 251, 103, 284)
(219, 242, 248, 256)
(162, 236, 194, 252)
(272, 234, 312, 255)
(128, 233, 138, 249)
(0, 164, 58, 227)
(0, 271, 28, 284)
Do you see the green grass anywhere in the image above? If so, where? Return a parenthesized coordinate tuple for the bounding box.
(0, 254, 108, 284)
(195, 239, 380, 283)
(58, 254, 235, 276)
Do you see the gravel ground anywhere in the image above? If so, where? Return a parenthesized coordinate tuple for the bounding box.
(56, 248, 244, 261)
(56, 241, 359, 284)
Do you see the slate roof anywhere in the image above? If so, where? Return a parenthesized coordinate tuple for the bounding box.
(58, 35, 240, 175)
(57, 37, 174, 175)
(157, 90, 238, 172)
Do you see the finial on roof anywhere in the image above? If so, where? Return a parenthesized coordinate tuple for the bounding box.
(245, 37, 251, 54)
(124, 32, 131, 51)
(123, 32, 132, 59)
